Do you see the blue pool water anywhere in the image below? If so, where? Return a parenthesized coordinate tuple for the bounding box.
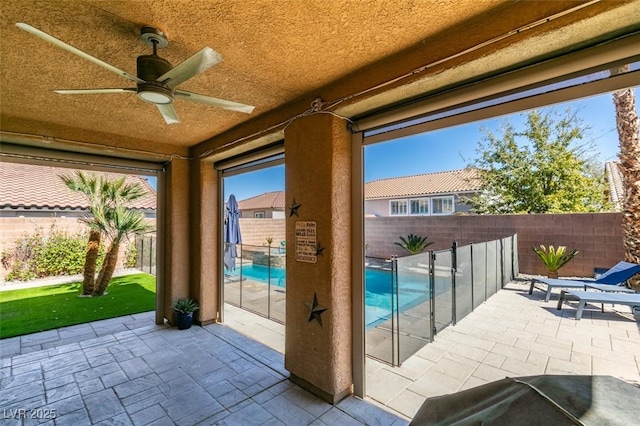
(227, 264, 429, 327)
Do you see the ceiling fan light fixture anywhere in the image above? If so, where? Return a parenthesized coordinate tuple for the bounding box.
(137, 84, 173, 104)
(17, 22, 254, 124)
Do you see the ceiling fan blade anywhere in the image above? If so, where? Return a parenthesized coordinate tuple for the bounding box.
(156, 103, 180, 125)
(55, 88, 136, 95)
(175, 90, 255, 114)
(16, 23, 144, 84)
(157, 47, 222, 89)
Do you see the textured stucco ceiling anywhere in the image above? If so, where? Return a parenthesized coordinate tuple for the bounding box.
(1, 0, 639, 162)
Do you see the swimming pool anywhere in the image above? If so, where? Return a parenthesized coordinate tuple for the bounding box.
(226, 264, 430, 327)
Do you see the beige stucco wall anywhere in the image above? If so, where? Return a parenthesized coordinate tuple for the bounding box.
(190, 161, 220, 325)
(284, 113, 353, 403)
(365, 195, 473, 217)
(163, 159, 191, 325)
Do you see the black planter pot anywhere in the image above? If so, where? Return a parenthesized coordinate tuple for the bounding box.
(175, 311, 194, 330)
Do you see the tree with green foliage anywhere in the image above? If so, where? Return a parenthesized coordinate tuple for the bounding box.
(60, 171, 147, 295)
(468, 109, 609, 214)
(93, 206, 154, 296)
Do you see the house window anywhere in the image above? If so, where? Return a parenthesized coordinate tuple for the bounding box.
(390, 200, 408, 215)
(410, 198, 429, 215)
(254, 211, 265, 218)
(432, 197, 454, 215)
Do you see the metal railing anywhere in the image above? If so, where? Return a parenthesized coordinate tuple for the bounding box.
(365, 234, 519, 366)
(135, 235, 157, 276)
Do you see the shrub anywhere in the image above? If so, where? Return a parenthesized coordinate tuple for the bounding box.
(124, 242, 138, 268)
(1, 224, 105, 281)
(532, 244, 579, 277)
(1, 226, 44, 281)
(394, 234, 434, 255)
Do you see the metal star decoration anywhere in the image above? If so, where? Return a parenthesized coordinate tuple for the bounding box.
(304, 293, 328, 326)
(289, 197, 301, 217)
(315, 243, 325, 256)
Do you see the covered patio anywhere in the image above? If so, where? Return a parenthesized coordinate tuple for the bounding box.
(0, 308, 405, 425)
(1, 280, 638, 423)
(2, 0, 640, 407)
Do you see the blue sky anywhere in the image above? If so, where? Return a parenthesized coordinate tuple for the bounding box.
(222, 91, 635, 202)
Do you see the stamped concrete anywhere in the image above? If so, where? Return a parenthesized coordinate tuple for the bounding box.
(2, 280, 639, 423)
(369, 280, 640, 419)
(226, 282, 640, 420)
(0, 308, 406, 425)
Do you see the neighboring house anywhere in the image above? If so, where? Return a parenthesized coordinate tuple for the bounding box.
(237, 191, 285, 218)
(364, 168, 482, 217)
(0, 162, 157, 218)
(604, 161, 624, 211)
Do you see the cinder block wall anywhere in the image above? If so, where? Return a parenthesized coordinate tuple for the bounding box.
(1, 214, 625, 280)
(0, 217, 152, 280)
(238, 218, 286, 247)
(365, 213, 624, 278)
(0, 216, 82, 255)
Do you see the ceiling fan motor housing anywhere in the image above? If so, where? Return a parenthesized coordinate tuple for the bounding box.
(136, 54, 173, 104)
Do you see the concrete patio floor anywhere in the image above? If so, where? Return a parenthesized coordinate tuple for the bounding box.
(223, 280, 640, 419)
(0, 309, 406, 425)
(2, 279, 639, 424)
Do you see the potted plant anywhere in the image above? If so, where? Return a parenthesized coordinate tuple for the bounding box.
(172, 297, 199, 330)
(532, 245, 579, 278)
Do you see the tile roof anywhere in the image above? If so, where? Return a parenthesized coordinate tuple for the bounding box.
(0, 162, 156, 211)
(237, 191, 285, 210)
(605, 161, 624, 211)
(364, 168, 482, 199)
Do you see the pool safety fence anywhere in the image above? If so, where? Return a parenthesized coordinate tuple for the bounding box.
(223, 242, 286, 324)
(137, 234, 519, 368)
(366, 234, 519, 366)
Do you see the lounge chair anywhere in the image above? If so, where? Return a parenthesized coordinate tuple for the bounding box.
(556, 290, 640, 320)
(529, 261, 640, 302)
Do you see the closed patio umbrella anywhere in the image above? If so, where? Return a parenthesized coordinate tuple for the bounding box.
(224, 194, 242, 271)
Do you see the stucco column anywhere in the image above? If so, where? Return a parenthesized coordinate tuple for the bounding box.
(190, 159, 220, 325)
(163, 158, 191, 324)
(284, 113, 353, 403)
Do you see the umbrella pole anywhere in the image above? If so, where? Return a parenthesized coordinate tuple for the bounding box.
(268, 244, 271, 319)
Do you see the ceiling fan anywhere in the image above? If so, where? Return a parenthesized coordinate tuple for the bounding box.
(15, 23, 255, 124)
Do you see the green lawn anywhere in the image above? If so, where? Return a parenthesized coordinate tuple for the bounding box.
(0, 273, 156, 339)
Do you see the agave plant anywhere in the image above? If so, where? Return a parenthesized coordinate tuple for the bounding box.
(394, 234, 434, 255)
(172, 297, 200, 314)
(532, 245, 579, 278)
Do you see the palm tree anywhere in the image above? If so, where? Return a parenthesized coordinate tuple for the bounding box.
(60, 172, 106, 295)
(93, 206, 154, 296)
(60, 172, 147, 295)
(612, 68, 640, 288)
(615, 92, 640, 280)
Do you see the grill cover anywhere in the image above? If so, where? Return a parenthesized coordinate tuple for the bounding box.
(410, 375, 640, 426)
